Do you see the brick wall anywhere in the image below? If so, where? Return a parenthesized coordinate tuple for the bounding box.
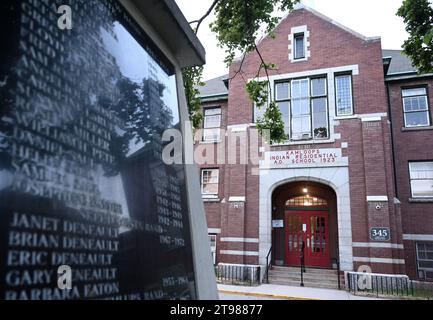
(388, 78, 433, 279)
(198, 8, 406, 275)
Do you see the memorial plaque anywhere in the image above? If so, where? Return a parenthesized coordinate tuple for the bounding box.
(0, 0, 197, 300)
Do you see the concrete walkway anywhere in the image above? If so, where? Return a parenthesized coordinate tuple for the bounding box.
(218, 284, 384, 300)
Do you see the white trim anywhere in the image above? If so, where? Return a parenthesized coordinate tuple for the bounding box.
(366, 196, 388, 202)
(353, 242, 404, 249)
(208, 228, 221, 234)
(334, 113, 387, 121)
(253, 65, 359, 83)
(220, 237, 259, 243)
(353, 257, 405, 264)
(361, 116, 382, 122)
(289, 25, 310, 63)
(227, 124, 255, 132)
(228, 196, 246, 202)
(259, 167, 354, 271)
(403, 234, 433, 241)
(220, 250, 259, 257)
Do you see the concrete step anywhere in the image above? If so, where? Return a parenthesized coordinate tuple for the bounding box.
(269, 269, 341, 277)
(268, 279, 341, 290)
(267, 266, 344, 290)
(270, 266, 339, 274)
(269, 274, 344, 282)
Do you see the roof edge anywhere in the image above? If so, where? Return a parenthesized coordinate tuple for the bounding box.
(385, 72, 433, 82)
(294, 4, 380, 42)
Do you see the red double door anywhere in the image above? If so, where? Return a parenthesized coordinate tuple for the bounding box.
(285, 210, 330, 268)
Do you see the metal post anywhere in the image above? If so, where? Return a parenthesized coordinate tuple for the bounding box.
(300, 240, 305, 287)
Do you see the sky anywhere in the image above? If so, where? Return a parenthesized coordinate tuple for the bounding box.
(175, 0, 411, 81)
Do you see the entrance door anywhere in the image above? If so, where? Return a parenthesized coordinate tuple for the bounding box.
(284, 210, 330, 268)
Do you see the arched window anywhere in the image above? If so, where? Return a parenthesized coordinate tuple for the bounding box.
(286, 195, 327, 207)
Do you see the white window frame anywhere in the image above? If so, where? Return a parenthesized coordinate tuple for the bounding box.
(289, 25, 310, 63)
(209, 234, 217, 265)
(273, 77, 329, 142)
(291, 79, 311, 140)
(203, 107, 222, 142)
(409, 161, 433, 198)
(293, 33, 305, 60)
(416, 242, 433, 280)
(201, 168, 219, 198)
(402, 87, 430, 128)
(335, 74, 354, 116)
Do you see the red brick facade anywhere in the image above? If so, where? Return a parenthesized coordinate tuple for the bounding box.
(197, 7, 433, 281)
(388, 78, 433, 280)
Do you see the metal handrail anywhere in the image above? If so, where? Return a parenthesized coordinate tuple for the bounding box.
(300, 241, 305, 287)
(265, 246, 272, 284)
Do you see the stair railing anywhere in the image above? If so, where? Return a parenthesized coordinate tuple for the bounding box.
(300, 240, 305, 287)
(265, 246, 272, 284)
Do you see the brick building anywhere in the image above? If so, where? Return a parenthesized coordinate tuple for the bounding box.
(196, 5, 433, 285)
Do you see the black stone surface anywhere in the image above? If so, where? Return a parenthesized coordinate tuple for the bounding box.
(0, 0, 196, 300)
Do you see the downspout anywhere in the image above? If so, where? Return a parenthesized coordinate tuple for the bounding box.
(386, 81, 399, 199)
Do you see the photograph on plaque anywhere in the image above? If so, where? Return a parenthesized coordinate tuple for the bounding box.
(0, 0, 197, 300)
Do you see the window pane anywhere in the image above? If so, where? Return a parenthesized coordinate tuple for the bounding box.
(410, 162, 433, 179)
(292, 99, 309, 115)
(292, 115, 311, 139)
(292, 79, 309, 98)
(405, 111, 429, 127)
(276, 82, 290, 100)
(402, 87, 426, 97)
(254, 103, 267, 122)
(203, 128, 221, 141)
(204, 108, 221, 116)
(336, 75, 353, 116)
(312, 98, 328, 139)
(311, 78, 326, 97)
(278, 101, 291, 138)
(404, 97, 428, 112)
(419, 261, 433, 269)
(204, 114, 221, 128)
(411, 180, 433, 197)
(203, 183, 218, 194)
(294, 34, 305, 59)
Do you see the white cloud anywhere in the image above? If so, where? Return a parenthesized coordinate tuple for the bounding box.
(175, 0, 409, 80)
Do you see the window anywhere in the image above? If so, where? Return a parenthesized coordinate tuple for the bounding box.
(335, 74, 353, 116)
(294, 33, 305, 60)
(286, 195, 328, 207)
(402, 87, 430, 127)
(274, 77, 328, 141)
(203, 107, 221, 141)
(209, 234, 217, 265)
(416, 243, 433, 280)
(409, 162, 433, 198)
(201, 169, 219, 197)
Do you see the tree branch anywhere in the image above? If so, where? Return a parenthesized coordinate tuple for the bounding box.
(189, 0, 220, 34)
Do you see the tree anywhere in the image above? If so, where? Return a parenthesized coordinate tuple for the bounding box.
(183, 0, 300, 143)
(397, 0, 433, 74)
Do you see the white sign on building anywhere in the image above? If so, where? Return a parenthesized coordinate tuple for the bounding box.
(260, 148, 348, 169)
